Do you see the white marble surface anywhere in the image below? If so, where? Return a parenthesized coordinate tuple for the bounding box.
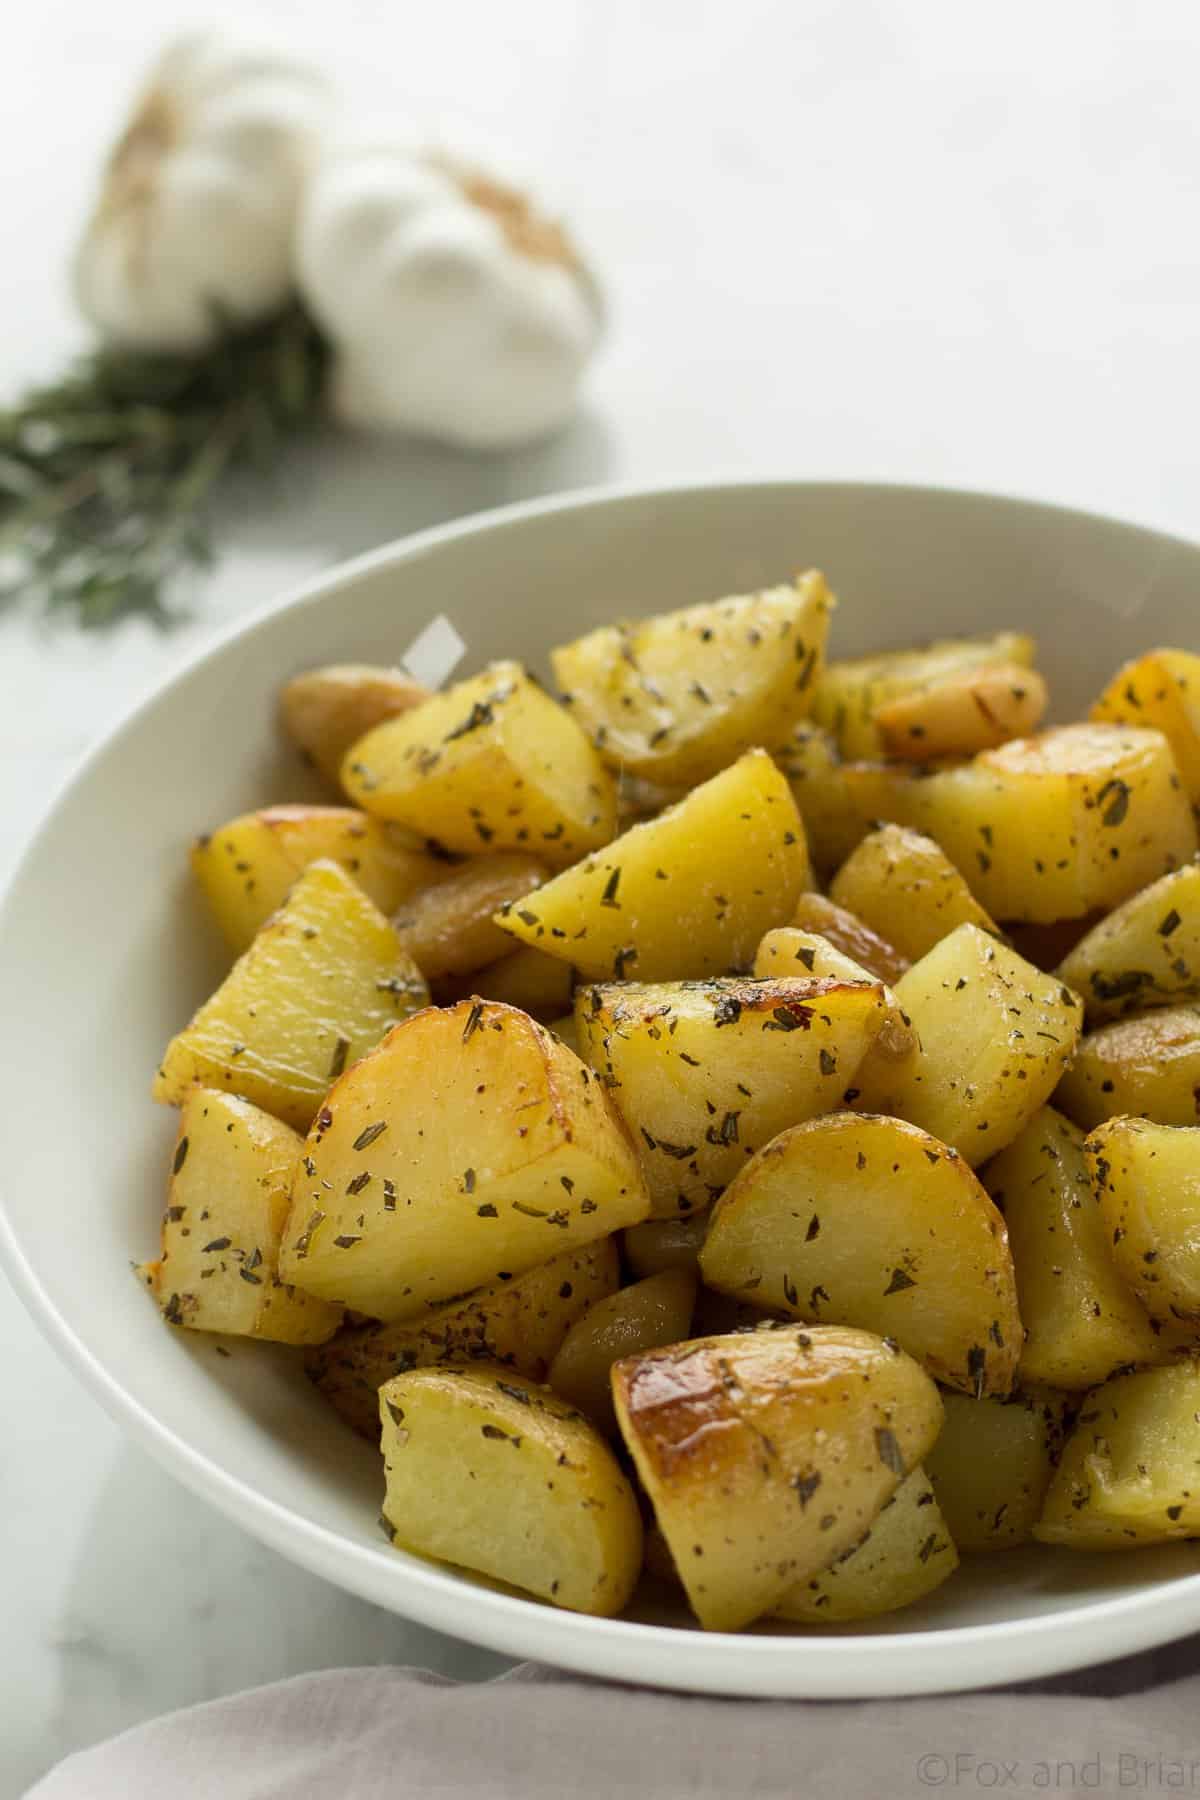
(5, 1, 1200, 1791)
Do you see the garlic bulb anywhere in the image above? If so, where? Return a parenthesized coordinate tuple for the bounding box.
(296, 141, 604, 450)
(74, 32, 332, 352)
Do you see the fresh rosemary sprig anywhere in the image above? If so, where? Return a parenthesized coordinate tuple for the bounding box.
(0, 304, 329, 626)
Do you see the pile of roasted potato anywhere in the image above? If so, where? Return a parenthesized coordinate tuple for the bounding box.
(140, 570, 1200, 1631)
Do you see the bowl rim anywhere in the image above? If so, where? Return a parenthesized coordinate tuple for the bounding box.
(5, 474, 1200, 1699)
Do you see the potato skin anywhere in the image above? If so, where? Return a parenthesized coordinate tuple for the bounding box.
(875, 663, 1047, 761)
(1057, 1005, 1200, 1130)
(788, 891, 910, 986)
(305, 1238, 620, 1438)
(812, 631, 1036, 761)
(612, 1324, 943, 1631)
(1058, 861, 1200, 1023)
(700, 1111, 1020, 1397)
(379, 1364, 643, 1615)
(546, 1268, 697, 1433)
(391, 853, 548, 981)
(280, 663, 430, 788)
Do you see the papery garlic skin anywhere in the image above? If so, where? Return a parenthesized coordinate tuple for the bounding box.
(74, 32, 332, 352)
(296, 144, 604, 450)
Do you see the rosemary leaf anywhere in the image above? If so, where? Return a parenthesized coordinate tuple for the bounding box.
(0, 305, 329, 627)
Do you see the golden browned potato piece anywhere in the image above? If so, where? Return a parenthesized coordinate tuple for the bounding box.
(1086, 1117, 1200, 1324)
(925, 1389, 1071, 1551)
(612, 1324, 943, 1631)
(1092, 648, 1200, 808)
(305, 1238, 620, 1438)
(829, 824, 1002, 964)
(1057, 862, 1200, 1022)
(547, 1268, 697, 1433)
(1035, 1360, 1200, 1548)
(379, 1365, 643, 1615)
(752, 928, 917, 1060)
(624, 1211, 710, 1279)
(341, 660, 616, 866)
(191, 806, 441, 953)
(1057, 1006, 1200, 1131)
(575, 975, 888, 1218)
(901, 725, 1197, 924)
(789, 891, 911, 985)
(494, 750, 812, 983)
(279, 1000, 649, 1321)
(874, 663, 1048, 761)
(773, 1470, 958, 1622)
(700, 1112, 1020, 1396)
(140, 1088, 341, 1345)
(390, 854, 548, 981)
(153, 861, 430, 1131)
(852, 923, 1084, 1165)
(280, 663, 430, 788)
(812, 631, 1036, 760)
(551, 573, 834, 787)
(983, 1108, 1165, 1389)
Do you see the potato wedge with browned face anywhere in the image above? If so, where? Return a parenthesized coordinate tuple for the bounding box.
(773, 1470, 957, 1622)
(550, 573, 834, 788)
(379, 1365, 643, 1615)
(1058, 862, 1200, 1023)
(575, 975, 888, 1218)
(829, 824, 1001, 965)
(280, 663, 430, 788)
(547, 1268, 697, 1433)
(1057, 1006, 1200, 1131)
(1086, 1117, 1200, 1324)
(279, 999, 649, 1321)
(495, 750, 812, 983)
(612, 1325, 943, 1631)
(1035, 1360, 1200, 1548)
(305, 1237, 620, 1439)
(925, 1389, 1071, 1551)
(700, 1112, 1020, 1397)
(390, 853, 548, 981)
(753, 929, 916, 1061)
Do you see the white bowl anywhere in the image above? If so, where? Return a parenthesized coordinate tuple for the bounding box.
(4, 480, 1200, 1698)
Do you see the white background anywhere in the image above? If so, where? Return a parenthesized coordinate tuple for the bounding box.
(4, 2, 1200, 1790)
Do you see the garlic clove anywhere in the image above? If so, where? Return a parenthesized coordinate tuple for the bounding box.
(296, 141, 605, 451)
(74, 31, 332, 353)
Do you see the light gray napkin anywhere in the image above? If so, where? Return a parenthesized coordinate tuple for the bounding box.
(24, 1640, 1200, 1799)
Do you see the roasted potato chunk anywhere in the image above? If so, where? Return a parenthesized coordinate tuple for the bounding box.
(623, 1212, 709, 1279)
(753, 928, 917, 1059)
(342, 660, 617, 866)
(700, 1112, 1020, 1396)
(853, 923, 1083, 1165)
(575, 975, 888, 1218)
(613, 1324, 943, 1630)
(773, 1470, 958, 1622)
(788, 891, 911, 985)
(901, 725, 1197, 923)
(305, 1238, 619, 1438)
(925, 1389, 1070, 1551)
(812, 631, 1036, 761)
(494, 750, 811, 983)
(546, 1268, 697, 1433)
(1092, 648, 1200, 808)
(875, 662, 1048, 761)
(280, 663, 430, 788)
(379, 1365, 643, 1615)
(153, 860, 429, 1131)
(279, 1000, 649, 1320)
(1057, 1006, 1200, 1130)
(140, 1088, 341, 1345)
(1087, 1117, 1200, 1324)
(191, 806, 441, 954)
(829, 824, 1001, 964)
(1057, 862, 1200, 1022)
(550, 573, 833, 787)
(469, 943, 575, 1021)
(1035, 1360, 1200, 1548)
(390, 853, 548, 981)
(984, 1108, 1164, 1389)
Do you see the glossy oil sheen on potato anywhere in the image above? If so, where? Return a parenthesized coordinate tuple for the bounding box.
(1057, 1005, 1200, 1129)
(494, 749, 811, 983)
(700, 1111, 1020, 1396)
(278, 999, 649, 1320)
(546, 1267, 697, 1433)
(612, 1324, 943, 1630)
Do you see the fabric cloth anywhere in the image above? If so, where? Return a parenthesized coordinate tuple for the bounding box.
(25, 1641, 1200, 1799)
